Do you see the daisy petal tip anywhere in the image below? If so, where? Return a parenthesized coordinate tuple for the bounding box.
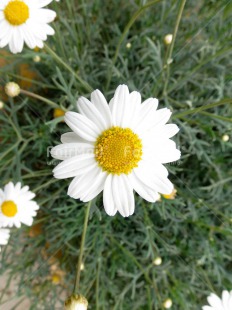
(107, 210, 117, 217)
(116, 84, 129, 92)
(91, 89, 101, 96)
(163, 184, 174, 196)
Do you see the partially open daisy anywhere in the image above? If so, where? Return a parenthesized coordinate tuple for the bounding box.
(202, 291, 232, 310)
(0, 0, 56, 54)
(0, 182, 39, 228)
(0, 228, 10, 251)
(51, 85, 181, 217)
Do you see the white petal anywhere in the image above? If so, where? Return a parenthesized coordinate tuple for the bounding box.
(143, 138, 181, 164)
(51, 143, 94, 160)
(111, 85, 130, 127)
(129, 171, 160, 203)
(82, 171, 107, 202)
(0, 27, 13, 48)
(61, 132, 86, 144)
(36, 0, 53, 8)
(150, 108, 172, 130)
(34, 8, 56, 23)
(207, 294, 224, 310)
(42, 23, 55, 35)
(103, 174, 117, 216)
(134, 98, 158, 133)
(4, 182, 14, 198)
(222, 291, 231, 310)
(53, 154, 96, 179)
(15, 182, 22, 191)
(77, 96, 107, 131)
(68, 166, 107, 201)
(126, 91, 142, 128)
(20, 216, 33, 226)
(65, 111, 101, 142)
(134, 161, 173, 194)
(91, 90, 112, 128)
(112, 174, 134, 217)
(0, 21, 11, 40)
(21, 24, 37, 49)
(159, 124, 180, 138)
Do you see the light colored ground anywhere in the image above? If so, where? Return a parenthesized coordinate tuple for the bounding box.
(0, 272, 30, 310)
(0, 271, 67, 309)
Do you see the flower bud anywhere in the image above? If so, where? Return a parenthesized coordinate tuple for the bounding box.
(5, 82, 20, 98)
(80, 262, 85, 271)
(164, 34, 173, 45)
(163, 298, 172, 309)
(33, 55, 41, 63)
(222, 134, 229, 142)
(65, 294, 88, 310)
(53, 108, 65, 118)
(153, 257, 162, 266)
(0, 101, 4, 109)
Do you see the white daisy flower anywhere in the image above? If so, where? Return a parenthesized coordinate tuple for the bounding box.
(51, 85, 181, 217)
(203, 291, 232, 310)
(0, 228, 10, 251)
(0, 182, 39, 228)
(0, 0, 56, 54)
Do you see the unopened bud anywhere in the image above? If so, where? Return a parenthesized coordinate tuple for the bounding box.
(65, 294, 88, 310)
(33, 55, 41, 63)
(5, 82, 20, 98)
(164, 34, 173, 45)
(163, 298, 172, 309)
(222, 134, 229, 142)
(53, 108, 65, 118)
(153, 257, 162, 266)
(80, 263, 85, 271)
(0, 101, 4, 109)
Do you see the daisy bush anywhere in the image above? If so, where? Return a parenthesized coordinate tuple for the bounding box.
(0, 0, 232, 309)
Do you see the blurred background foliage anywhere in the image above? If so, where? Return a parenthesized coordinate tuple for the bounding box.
(0, 0, 232, 309)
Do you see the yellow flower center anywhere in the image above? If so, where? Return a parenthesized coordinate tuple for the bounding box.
(95, 127, 143, 175)
(1, 200, 18, 217)
(4, 0, 29, 26)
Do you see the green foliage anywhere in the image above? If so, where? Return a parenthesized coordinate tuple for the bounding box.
(0, 0, 232, 309)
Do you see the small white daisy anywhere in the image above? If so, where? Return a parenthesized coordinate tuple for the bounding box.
(0, 228, 10, 251)
(0, 182, 39, 228)
(51, 85, 181, 217)
(0, 0, 56, 54)
(203, 291, 232, 310)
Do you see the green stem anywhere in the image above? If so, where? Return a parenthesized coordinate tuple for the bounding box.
(74, 200, 92, 294)
(199, 111, 232, 123)
(96, 258, 101, 310)
(173, 98, 232, 119)
(106, 0, 162, 90)
(163, 0, 186, 97)
(44, 44, 92, 93)
(166, 47, 232, 96)
(109, 235, 153, 286)
(20, 89, 59, 109)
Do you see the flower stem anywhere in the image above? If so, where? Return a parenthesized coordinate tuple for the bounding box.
(44, 44, 93, 93)
(20, 89, 59, 109)
(105, 0, 162, 90)
(74, 200, 92, 294)
(173, 98, 232, 119)
(162, 0, 187, 97)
